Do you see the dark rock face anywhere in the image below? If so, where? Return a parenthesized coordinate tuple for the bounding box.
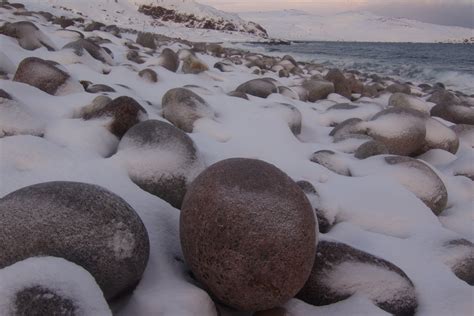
(83, 96, 147, 138)
(365, 108, 426, 156)
(431, 103, 474, 125)
(13, 57, 70, 95)
(384, 156, 448, 215)
(253, 307, 290, 316)
(0, 21, 56, 51)
(162, 88, 214, 133)
(158, 48, 179, 72)
(310, 150, 351, 176)
(63, 39, 113, 65)
(0, 181, 150, 300)
(302, 80, 335, 102)
(297, 241, 418, 316)
(236, 79, 278, 98)
(324, 69, 351, 99)
(127, 50, 145, 64)
(180, 158, 317, 311)
(138, 68, 158, 83)
(138, 4, 268, 38)
(118, 120, 200, 209)
(14, 286, 78, 316)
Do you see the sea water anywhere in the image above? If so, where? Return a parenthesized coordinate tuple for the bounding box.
(245, 41, 474, 95)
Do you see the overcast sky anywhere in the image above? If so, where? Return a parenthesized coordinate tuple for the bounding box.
(200, 0, 474, 28)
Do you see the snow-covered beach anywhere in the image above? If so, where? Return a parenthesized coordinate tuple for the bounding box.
(0, 1, 473, 316)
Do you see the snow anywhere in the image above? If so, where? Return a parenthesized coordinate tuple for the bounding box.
(0, 2, 473, 316)
(0, 257, 112, 316)
(241, 10, 474, 43)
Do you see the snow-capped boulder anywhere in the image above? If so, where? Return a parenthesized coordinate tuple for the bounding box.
(236, 79, 278, 99)
(310, 150, 351, 176)
(83, 96, 148, 138)
(0, 21, 56, 51)
(361, 108, 427, 156)
(180, 158, 317, 311)
(0, 257, 112, 316)
(329, 118, 365, 140)
(417, 118, 459, 155)
(138, 68, 158, 83)
(0, 97, 46, 138)
(162, 88, 215, 132)
(443, 239, 474, 286)
(297, 240, 417, 316)
(0, 181, 150, 300)
(63, 39, 114, 65)
(13, 57, 75, 95)
(181, 54, 209, 74)
(451, 124, 474, 148)
(388, 93, 430, 115)
(431, 103, 474, 125)
(116, 120, 204, 209)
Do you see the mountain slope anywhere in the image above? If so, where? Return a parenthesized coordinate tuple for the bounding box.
(241, 10, 474, 43)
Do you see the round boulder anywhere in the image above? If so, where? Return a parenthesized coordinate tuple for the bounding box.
(297, 240, 417, 316)
(117, 120, 203, 209)
(138, 68, 158, 83)
(236, 79, 278, 99)
(0, 257, 112, 316)
(443, 239, 474, 286)
(0, 181, 150, 300)
(0, 21, 56, 51)
(416, 118, 459, 155)
(180, 158, 317, 311)
(431, 103, 474, 125)
(384, 156, 448, 215)
(354, 140, 389, 159)
(324, 69, 351, 99)
(302, 80, 335, 102)
(362, 108, 427, 156)
(13, 57, 71, 95)
(162, 88, 215, 133)
(389, 93, 430, 115)
(310, 150, 351, 176)
(451, 124, 474, 148)
(63, 39, 114, 65)
(386, 83, 411, 94)
(158, 48, 179, 72)
(83, 96, 148, 138)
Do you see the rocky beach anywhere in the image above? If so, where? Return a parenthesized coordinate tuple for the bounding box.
(0, 1, 473, 316)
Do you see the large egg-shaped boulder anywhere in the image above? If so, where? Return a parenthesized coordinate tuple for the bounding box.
(180, 158, 317, 311)
(236, 79, 278, 99)
(117, 119, 204, 209)
(0, 181, 150, 300)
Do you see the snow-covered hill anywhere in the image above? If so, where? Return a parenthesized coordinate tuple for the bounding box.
(13, 0, 268, 42)
(241, 10, 474, 43)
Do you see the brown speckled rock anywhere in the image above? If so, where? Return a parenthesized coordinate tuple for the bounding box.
(302, 80, 335, 102)
(430, 103, 474, 125)
(0, 181, 150, 300)
(13, 57, 70, 95)
(297, 241, 418, 316)
(83, 96, 148, 138)
(180, 158, 317, 311)
(444, 239, 474, 286)
(355, 140, 389, 159)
